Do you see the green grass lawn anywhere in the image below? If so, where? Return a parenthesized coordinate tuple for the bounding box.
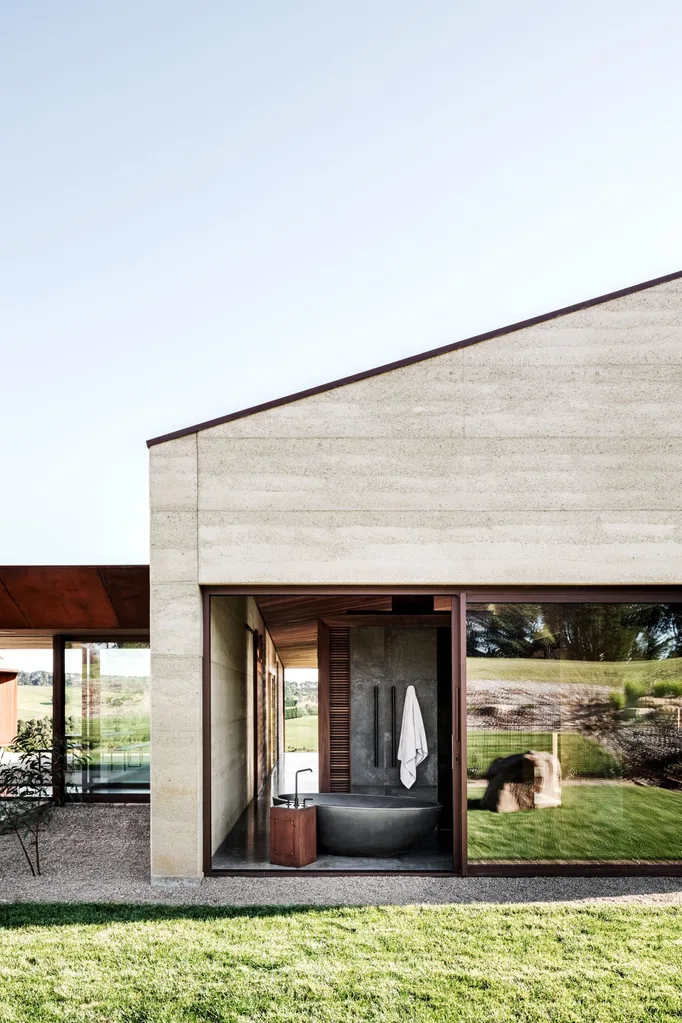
(467, 731, 621, 778)
(468, 783, 682, 862)
(1, 903, 682, 1022)
(14, 687, 151, 758)
(285, 713, 318, 751)
(18, 684, 119, 721)
(17, 685, 150, 724)
(16, 684, 55, 720)
(467, 656, 682, 687)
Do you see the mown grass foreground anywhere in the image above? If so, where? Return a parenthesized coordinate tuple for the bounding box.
(2, 904, 682, 1022)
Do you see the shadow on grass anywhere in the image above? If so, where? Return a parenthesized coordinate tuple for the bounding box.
(0, 904, 335, 929)
(3, 879, 682, 930)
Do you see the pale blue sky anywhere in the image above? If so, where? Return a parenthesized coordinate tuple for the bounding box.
(1, 1, 681, 564)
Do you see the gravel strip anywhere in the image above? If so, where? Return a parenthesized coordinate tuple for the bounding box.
(2, 805, 682, 907)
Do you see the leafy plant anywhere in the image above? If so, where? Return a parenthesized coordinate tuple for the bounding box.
(11, 718, 52, 750)
(0, 724, 87, 876)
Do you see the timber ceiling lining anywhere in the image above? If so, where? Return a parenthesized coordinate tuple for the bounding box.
(255, 595, 451, 668)
(256, 596, 389, 668)
(0, 566, 150, 632)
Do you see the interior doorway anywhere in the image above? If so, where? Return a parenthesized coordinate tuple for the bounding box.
(282, 665, 319, 794)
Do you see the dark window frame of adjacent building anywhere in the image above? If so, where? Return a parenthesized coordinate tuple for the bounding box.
(52, 632, 150, 805)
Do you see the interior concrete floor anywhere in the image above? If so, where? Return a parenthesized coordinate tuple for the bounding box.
(212, 769, 454, 873)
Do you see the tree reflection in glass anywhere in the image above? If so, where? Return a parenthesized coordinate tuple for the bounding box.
(466, 603, 682, 863)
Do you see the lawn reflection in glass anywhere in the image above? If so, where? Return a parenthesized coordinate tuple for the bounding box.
(466, 603, 682, 863)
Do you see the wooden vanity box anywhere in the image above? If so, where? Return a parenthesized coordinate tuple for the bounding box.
(270, 805, 317, 867)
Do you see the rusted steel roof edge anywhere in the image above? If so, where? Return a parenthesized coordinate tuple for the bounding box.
(146, 268, 682, 448)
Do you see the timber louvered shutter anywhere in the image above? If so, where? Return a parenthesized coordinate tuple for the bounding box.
(328, 627, 350, 791)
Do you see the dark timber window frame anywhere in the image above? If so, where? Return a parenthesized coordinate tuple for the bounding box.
(51, 631, 151, 805)
(202, 586, 682, 878)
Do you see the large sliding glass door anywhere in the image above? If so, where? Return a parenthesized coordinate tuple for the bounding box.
(64, 640, 151, 798)
(203, 588, 682, 874)
(465, 601, 682, 866)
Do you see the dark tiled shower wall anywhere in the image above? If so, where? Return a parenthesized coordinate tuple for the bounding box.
(350, 626, 438, 800)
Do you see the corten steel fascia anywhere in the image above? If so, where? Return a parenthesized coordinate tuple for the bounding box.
(463, 586, 682, 603)
(0, 565, 149, 577)
(203, 585, 464, 596)
(147, 268, 682, 448)
(202, 585, 682, 601)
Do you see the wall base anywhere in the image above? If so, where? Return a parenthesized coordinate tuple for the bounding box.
(151, 875, 204, 887)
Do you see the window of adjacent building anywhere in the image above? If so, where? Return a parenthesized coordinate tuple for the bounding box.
(64, 641, 151, 797)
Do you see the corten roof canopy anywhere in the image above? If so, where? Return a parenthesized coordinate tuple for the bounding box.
(147, 268, 682, 447)
(0, 566, 149, 632)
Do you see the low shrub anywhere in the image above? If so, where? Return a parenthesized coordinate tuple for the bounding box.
(651, 680, 682, 699)
(624, 680, 649, 705)
(609, 691, 626, 711)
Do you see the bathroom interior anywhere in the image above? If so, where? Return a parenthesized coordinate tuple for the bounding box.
(210, 593, 682, 872)
(209, 594, 455, 872)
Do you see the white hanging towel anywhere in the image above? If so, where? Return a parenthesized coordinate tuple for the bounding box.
(397, 685, 428, 789)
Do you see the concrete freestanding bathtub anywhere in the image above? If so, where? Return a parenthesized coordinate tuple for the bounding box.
(273, 792, 442, 856)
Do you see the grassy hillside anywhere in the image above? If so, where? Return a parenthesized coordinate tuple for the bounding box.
(17, 685, 151, 721)
(13, 685, 150, 755)
(467, 656, 682, 687)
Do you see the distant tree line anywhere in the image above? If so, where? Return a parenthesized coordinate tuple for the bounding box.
(467, 603, 682, 662)
(16, 672, 83, 687)
(16, 672, 146, 687)
(284, 677, 318, 716)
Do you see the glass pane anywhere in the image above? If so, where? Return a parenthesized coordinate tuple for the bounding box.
(1, 645, 53, 745)
(1, 646, 54, 796)
(466, 603, 682, 864)
(65, 641, 150, 796)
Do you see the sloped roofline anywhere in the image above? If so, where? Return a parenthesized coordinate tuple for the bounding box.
(147, 267, 682, 447)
